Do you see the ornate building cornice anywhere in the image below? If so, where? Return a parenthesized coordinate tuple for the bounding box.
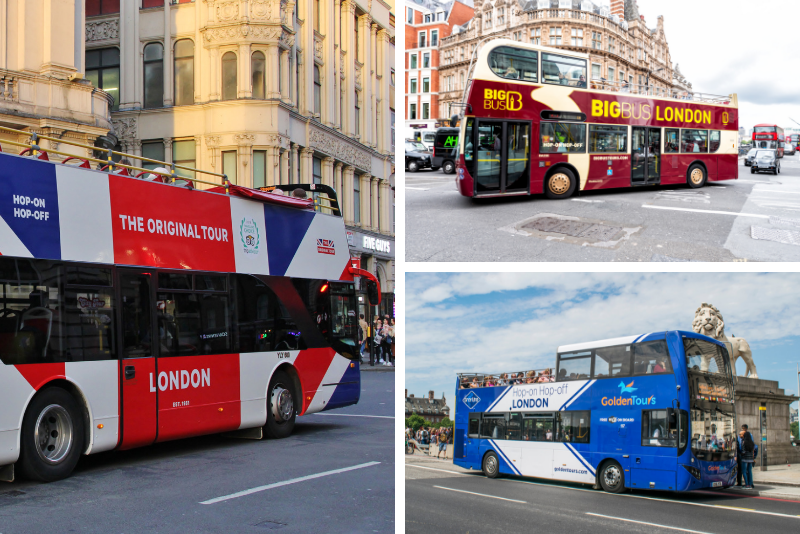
(308, 124, 371, 172)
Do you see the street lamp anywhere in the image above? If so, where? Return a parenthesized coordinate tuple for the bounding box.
(645, 67, 664, 95)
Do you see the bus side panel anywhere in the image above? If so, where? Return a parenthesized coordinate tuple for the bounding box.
(0, 365, 37, 466)
(65, 360, 120, 454)
(716, 154, 738, 181)
(296, 349, 350, 414)
(661, 153, 683, 185)
(705, 156, 718, 180)
(156, 353, 241, 442)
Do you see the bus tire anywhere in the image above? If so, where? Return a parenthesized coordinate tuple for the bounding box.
(545, 168, 577, 199)
(598, 461, 625, 494)
(482, 451, 501, 478)
(443, 160, 455, 174)
(264, 370, 297, 439)
(687, 164, 706, 188)
(18, 387, 85, 482)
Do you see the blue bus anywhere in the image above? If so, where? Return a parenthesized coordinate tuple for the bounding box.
(453, 331, 737, 493)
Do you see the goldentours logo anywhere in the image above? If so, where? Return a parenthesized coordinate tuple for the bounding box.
(463, 391, 481, 409)
(601, 380, 656, 407)
(239, 217, 260, 255)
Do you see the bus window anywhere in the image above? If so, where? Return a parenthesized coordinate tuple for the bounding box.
(523, 415, 554, 441)
(641, 409, 678, 447)
(464, 118, 475, 168)
(709, 130, 721, 153)
(594, 344, 631, 378)
(556, 411, 589, 443)
(541, 53, 586, 87)
(507, 413, 522, 440)
(683, 337, 724, 375)
(540, 122, 586, 154)
(468, 414, 480, 438)
(664, 128, 680, 153)
(557, 350, 592, 380)
(488, 46, 538, 82)
(588, 125, 627, 153)
(633, 340, 671, 375)
(480, 414, 505, 439)
(681, 129, 708, 153)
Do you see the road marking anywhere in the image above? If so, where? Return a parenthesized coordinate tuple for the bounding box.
(406, 187, 430, 191)
(312, 413, 394, 419)
(642, 205, 770, 218)
(585, 513, 713, 534)
(714, 505, 754, 511)
(571, 199, 605, 203)
(433, 485, 527, 503)
(406, 464, 471, 476)
(200, 462, 381, 504)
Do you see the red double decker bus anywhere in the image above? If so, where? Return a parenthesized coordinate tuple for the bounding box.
(788, 134, 800, 152)
(752, 124, 785, 157)
(454, 40, 739, 199)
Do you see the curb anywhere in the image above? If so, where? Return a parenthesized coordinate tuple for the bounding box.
(361, 365, 395, 372)
(720, 487, 800, 501)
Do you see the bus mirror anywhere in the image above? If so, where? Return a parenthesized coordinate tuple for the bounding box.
(366, 280, 380, 306)
(450, 114, 459, 127)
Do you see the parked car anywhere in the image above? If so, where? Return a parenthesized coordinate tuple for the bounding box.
(751, 149, 780, 175)
(405, 140, 433, 172)
(744, 148, 758, 166)
(431, 127, 460, 174)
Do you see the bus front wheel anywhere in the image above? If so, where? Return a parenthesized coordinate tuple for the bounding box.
(545, 168, 577, 199)
(687, 164, 707, 189)
(482, 451, 501, 478)
(18, 387, 85, 482)
(598, 461, 625, 493)
(264, 370, 297, 439)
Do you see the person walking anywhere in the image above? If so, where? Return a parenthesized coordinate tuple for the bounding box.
(382, 319, 393, 366)
(437, 429, 447, 459)
(389, 318, 396, 366)
(373, 318, 384, 364)
(739, 427, 758, 489)
(358, 314, 369, 362)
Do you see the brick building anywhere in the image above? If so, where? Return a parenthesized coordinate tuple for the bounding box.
(405, 390, 451, 423)
(438, 0, 693, 120)
(404, 0, 474, 131)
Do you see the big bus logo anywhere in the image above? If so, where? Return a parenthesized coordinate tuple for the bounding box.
(483, 89, 523, 112)
(463, 391, 481, 409)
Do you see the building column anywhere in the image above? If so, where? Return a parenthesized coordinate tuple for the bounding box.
(280, 149, 290, 184)
(264, 43, 279, 99)
(280, 49, 290, 102)
(236, 134, 254, 188)
(379, 179, 391, 234)
(321, 156, 335, 187)
(239, 43, 252, 99)
(343, 165, 355, 225)
(367, 22, 377, 148)
(120, 0, 140, 109)
(209, 47, 220, 101)
(291, 143, 300, 182)
(359, 173, 371, 229)
(163, 3, 173, 106)
(370, 176, 379, 232)
(334, 161, 344, 217)
(130, 139, 142, 159)
(333, 0, 342, 130)
(164, 138, 173, 166)
(300, 147, 314, 183)
(342, 0, 356, 136)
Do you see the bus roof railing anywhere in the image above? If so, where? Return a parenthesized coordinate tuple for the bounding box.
(0, 124, 230, 192)
(260, 183, 341, 216)
(583, 79, 734, 105)
(458, 369, 555, 388)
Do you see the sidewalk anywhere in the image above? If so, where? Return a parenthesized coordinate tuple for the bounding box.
(719, 463, 800, 500)
(360, 362, 395, 372)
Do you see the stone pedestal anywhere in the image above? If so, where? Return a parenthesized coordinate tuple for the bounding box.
(734, 377, 800, 466)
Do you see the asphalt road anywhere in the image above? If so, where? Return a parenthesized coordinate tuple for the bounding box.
(0, 372, 394, 534)
(406, 154, 800, 261)
(405, 458, 800, 534)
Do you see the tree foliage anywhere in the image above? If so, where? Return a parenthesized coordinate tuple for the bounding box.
(791, 421, 799, 440)
(406, 414, 426, 432)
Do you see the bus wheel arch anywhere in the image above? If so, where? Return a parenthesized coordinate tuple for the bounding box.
(597, 459, 626, 493)
(482, 450, 502, 478)
(686, 161, 708, 188)
(17, 383, 87, 482)
(544, 165, 578, 199)
(264, 365, 300, 439)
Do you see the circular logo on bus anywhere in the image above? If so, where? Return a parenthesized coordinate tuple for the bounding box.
(240, 217, 260, 255)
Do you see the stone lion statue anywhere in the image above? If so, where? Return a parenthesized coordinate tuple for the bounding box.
(692, 303, 757, 378)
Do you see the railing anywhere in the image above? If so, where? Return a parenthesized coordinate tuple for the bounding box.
(583, 78, 733, 104)
(0, 125, 229, 192)
(0, 74, 17, 102)
(458, 369, 556, 389)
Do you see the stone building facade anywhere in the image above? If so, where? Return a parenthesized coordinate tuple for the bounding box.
(734, 377, 800, 465)
(85, 0, 396, 314)
(0, 0, 113, 157)
(438, 0, 685, 120)
(405, 390, 451, 423)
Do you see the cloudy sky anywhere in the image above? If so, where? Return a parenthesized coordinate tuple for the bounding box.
(405, 273, 800, 412)
(634, 0, 800, 131)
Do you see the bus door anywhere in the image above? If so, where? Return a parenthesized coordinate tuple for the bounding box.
(118, 269, 158, 450)
(473, 120, 531, 195)
(631, 127, 661, 186)
(465, 413, 481, 464)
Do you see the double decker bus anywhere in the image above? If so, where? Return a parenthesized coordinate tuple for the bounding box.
(454, 331, 737, 494)
(752, 124, 785, 157)
(788, 134, 800, 152)
(0, 127, 380, 482)
(454, 40, 739, 199)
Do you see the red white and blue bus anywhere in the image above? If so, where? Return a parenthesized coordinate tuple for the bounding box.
(0, 129, 380, 482)
(788, 134, 800, 153)
(454, 331, 737, 494)
(752, 124, 785, 157)
(454, 40, 739, 199)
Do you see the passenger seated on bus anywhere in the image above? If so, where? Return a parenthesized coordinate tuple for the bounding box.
(505, 66, 519, 79)
(292, 188, 307, 199)
(577, 75, 587, 88)
(558, 368, 567, 381)
(470, 377, 481, 388)
(653, 359, 668, 373)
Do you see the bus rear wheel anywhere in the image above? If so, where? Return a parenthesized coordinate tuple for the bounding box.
(482, 451, 501, 478)
(264, 371, 297, 439)
(18, 387, 85, 482)
(545, 168, 577, 199)
(687, 164, 706, 189)
(598, 461, 625, 494)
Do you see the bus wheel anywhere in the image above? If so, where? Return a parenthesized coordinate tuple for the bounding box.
(687, 164, 706, 188)
(545, 168, 576, 199)
(18, 388, 85, 482)
(482, 451, 501, 478)
(598, 461, 625, 493)
(264, 371, 297, 439)
(443, 161, 455, 174)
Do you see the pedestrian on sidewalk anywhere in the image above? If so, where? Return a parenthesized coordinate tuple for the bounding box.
(383, 318, 394, 366)
(437, 429, 448, 459)
(739, 428, 758, 489)
(373, 318, 384, 364)
(358, 314, 369, 362)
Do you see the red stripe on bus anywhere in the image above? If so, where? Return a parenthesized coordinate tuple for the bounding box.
(293, 348, 336, 414)
(15, 363, 66, 390)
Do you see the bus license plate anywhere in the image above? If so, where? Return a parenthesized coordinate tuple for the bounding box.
(711, 482, 722, 487)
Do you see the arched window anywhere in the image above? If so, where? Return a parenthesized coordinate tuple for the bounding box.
(174, 39, 194, 106)
(251, 51, 265, 99)
(143, 42, 163, 108)
(222, 52, 237, 101)
(313, 65, 321, 116)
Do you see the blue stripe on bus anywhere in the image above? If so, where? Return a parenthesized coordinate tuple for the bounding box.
(489, 440, 521, 476)
(564, 443, 596, 477)
(486, 385, 512, 412)
(559, 380, 593, 411)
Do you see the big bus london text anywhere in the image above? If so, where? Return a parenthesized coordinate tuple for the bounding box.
(0, 126, 380, 482)
(453, 40, 739, 199)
